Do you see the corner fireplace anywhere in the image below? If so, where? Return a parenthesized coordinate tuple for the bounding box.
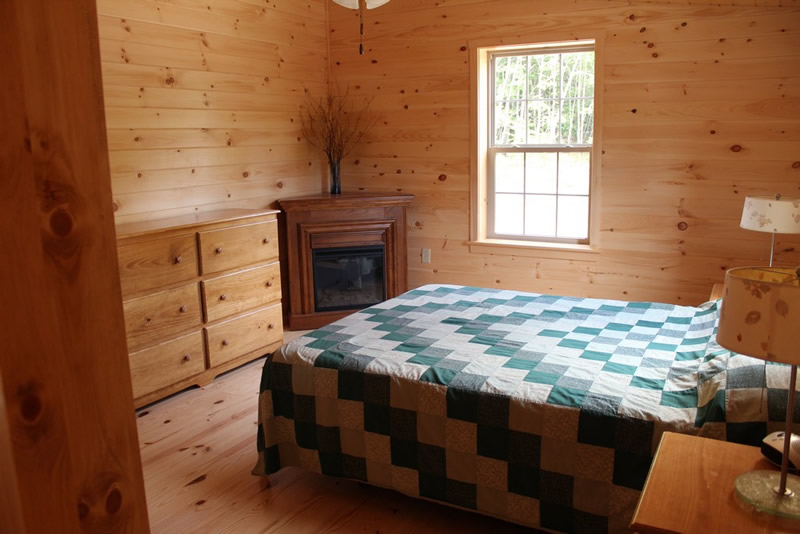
(313, 245, 386, 312)
(278, 192, 414, 330)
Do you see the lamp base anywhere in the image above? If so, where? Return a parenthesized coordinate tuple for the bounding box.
(735, 470, 800, 519)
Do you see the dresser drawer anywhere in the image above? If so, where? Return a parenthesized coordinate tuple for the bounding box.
(118, 234, 197, 296)
(202, 262, 281, 323)
(123, 283, 202, 351)
(197, 220, 278, 275)
(129, 331, 205, 399)
(205, 304, 282, 367)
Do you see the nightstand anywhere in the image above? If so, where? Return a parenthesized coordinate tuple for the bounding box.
(631, 432, 794, 533)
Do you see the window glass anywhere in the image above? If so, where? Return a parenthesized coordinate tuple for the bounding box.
(527, 99, 560, 144)
(558, 152, 590, 195)
(487, 44, 594, 244)
(495, 194, 524, 235)
(495, 153, 525, 193)
(525, 153, 557, 194)
(495, 101, 526, 145)
(557, 196, 589, 239)
(525, 195, 557, 236)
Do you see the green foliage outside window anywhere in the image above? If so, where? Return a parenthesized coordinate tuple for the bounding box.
(493, 51, 594, 147)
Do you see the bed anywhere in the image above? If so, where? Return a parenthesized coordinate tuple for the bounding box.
(252, 284, 793, 533)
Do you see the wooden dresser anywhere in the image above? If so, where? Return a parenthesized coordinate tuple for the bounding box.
(116, 209, 283, 408)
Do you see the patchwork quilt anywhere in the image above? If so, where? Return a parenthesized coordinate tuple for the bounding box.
(253, 284, 795, 533)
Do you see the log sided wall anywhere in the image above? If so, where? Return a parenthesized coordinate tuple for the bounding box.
(329, 0, 800, 304)
(96, 0, 330, 224)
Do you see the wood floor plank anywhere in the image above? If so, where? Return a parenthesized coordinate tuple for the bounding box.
(136, 338, 535, 533)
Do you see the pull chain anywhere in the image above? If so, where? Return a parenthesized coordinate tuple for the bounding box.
(359, 0, 365, 55)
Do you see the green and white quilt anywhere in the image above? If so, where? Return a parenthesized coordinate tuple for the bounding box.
(254, 284, 793, 533)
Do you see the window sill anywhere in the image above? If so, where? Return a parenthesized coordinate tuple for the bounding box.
(467, 238, 599, 261)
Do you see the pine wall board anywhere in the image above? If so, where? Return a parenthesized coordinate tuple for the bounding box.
(328, 0, 800, 305)
(96, 0, 329, 224)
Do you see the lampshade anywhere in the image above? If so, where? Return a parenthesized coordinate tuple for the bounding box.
(332, 0, 390, 8)
(718, 266, 800, 519)
(740, 196, 800, 235)
(717, 266, 800, 364)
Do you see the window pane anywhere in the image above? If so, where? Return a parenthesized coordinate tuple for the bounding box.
(527, 99, 559, 144)
(487, 46, 594, 245)
(528, 54, 560, 100)
(495, 56, 527, 101)
(561, 52, 594, 100)
(495, 153, 524, 193)
(525, 195, 556, 237)
(560, 98, 593, 145)
(525, 152, 557, 194)
(495, 194, 524, 235)
(495, 100, 525, 145)
(558, 152, 590, 195)
(557, 196, 589, 239)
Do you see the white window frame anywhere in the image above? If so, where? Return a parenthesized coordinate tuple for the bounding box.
(469, 36, 603, 257)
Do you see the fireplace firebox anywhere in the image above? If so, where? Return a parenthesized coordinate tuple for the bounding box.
(278, 192, 414, 330)
(313, 245, 386, 312)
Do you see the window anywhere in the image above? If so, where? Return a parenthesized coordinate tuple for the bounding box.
(476, 41, 596, 247)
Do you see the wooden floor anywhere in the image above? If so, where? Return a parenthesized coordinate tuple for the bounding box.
(136, 333, 533, 533)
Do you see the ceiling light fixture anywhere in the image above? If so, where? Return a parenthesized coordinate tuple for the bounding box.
(332, 0, 390, 55)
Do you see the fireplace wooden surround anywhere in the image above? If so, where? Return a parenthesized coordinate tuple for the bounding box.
(278, 192, 414, 330)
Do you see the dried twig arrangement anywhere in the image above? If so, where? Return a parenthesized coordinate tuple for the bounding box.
(299, 85, 376, 193)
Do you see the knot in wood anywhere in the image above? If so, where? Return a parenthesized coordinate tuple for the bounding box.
(20, 392, 42, 423)
(50, 209, 73, 237)
(77, 473, 128, 528)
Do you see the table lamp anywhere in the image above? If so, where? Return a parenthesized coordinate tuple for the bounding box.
(717, 266, 800, 518)
(740, 195, 800, 266)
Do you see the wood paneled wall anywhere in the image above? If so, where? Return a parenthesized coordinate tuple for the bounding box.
(328, 0, 800, 304)
(96, 0, 330, 224)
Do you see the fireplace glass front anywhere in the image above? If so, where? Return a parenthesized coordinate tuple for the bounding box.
(312, 245, 386, 313)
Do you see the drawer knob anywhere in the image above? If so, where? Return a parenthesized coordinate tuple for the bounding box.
(179, 305, 187, 313)
(219, 294, 227, 301)
(268, 323, 275, 330)
(215, 247, 223, 254)
(174, 255, 183, 264)
(266, 280, 274, 288)
(262, 237, 270, 244)
(182, 354, 191, 362)
(222, 339, 230, 346)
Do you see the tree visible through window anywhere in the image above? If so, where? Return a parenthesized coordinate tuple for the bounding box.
(489, 44, 595, 243)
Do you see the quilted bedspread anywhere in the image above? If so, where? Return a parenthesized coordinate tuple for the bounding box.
(253, 284, 793, 533)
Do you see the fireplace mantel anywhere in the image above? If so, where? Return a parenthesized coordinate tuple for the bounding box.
(278, 192, 414, 330)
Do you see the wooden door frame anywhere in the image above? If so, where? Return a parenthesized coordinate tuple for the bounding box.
(0, 0, 149, 531)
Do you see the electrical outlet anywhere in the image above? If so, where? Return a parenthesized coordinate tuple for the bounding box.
(421, 248, 431, 264)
